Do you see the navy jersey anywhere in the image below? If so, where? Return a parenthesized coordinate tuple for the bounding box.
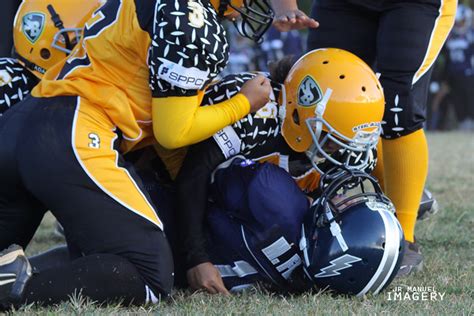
(0, 58, 38, 115)
(207, 158, 311, 292)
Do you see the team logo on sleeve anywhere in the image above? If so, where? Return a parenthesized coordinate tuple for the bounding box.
(22, 13, 45, 44)
(188, 0, 205, 28)
(254, 102, 278, 120)
(0, 70, 12, 87)
(158, 58, 209, 90)
(297, 76, 322, 107)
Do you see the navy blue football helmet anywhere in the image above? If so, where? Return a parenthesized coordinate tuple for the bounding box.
(299, 170, 404, 296)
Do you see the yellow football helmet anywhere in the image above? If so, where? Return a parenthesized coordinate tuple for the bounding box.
(210, 0, 273, 42)
(280, 48, 385, 176)
(13, 0, 102, 78)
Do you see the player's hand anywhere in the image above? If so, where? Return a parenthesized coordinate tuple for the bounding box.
(273, 9, 319, 32)
(187, 262, 231, 295)
(240, 75, 272, 113)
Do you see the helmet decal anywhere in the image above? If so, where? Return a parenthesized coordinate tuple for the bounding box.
(297, 76, 322, 107)
(352, 122, 381, 133)
(315, 254, 362, 278)
(22, 13, 45, 44)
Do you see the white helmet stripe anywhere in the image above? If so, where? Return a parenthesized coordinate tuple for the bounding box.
(356, 209, 400, 297)
(373, 210, 401, 294)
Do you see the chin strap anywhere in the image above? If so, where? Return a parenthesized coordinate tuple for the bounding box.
(47, 4, 72, 52)
(314, 88, 332, 117)
(313, 88, 332, 143)
(13, 50, 46, 76)
(277, 83, 287, 123)
(324, 204, 348, 252)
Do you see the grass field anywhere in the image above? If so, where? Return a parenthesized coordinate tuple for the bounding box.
(11, 132, 474, 315)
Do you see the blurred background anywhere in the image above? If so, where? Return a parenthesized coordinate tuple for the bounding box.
(223, 0, 474, 132)
(1, 0, 472, 131)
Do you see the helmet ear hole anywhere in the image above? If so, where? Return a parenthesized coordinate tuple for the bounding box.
(361, 86, 366, 92)
(40, 48, 51, 60)
(323, 60, 329, 64)
(339, 74, 345, 79)
(381, 242, 386, 249)
(292, 108, 300, 126)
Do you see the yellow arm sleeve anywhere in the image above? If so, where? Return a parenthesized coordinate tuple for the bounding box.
(152, 93, 250, 149)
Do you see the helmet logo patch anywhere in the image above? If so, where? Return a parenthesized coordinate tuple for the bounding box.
(297, 76, 322, 107)
(22, 13, 45, 44)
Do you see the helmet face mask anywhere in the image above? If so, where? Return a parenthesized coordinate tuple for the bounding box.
(212, 0, 273, 42)
(229, 0, 274, 43)
(51, 27, 83, 54)
(305, 111, 381, 179)
(300, 171, 404, 296)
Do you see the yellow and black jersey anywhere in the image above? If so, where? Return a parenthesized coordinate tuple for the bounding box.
(33, 0, 233, 152)
(0, 58, 38, 115)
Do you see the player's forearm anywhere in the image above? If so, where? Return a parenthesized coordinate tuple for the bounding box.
(152, 94, 250, 149)
(175, 139, 226, 269)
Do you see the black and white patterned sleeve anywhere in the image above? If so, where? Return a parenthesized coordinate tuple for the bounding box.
(0, 58, 38, 115)
(201, 72, 258, 106)
(147, 0, 229, 98)
(204, 72, 283, 159)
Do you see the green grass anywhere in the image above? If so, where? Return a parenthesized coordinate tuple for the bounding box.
(10, 132, 474, 315)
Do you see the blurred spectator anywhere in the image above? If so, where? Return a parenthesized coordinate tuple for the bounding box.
(222, 26, 256, 76)
(429, 4, 474, 130)
(257, 26, 304, 71)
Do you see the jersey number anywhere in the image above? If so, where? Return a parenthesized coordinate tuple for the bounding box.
(88, 133, 101, 149)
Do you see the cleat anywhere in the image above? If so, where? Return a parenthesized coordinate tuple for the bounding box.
(0, 245, 32, 310)
(396, 240, 423, 278)
(417, 189, 439, 221)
